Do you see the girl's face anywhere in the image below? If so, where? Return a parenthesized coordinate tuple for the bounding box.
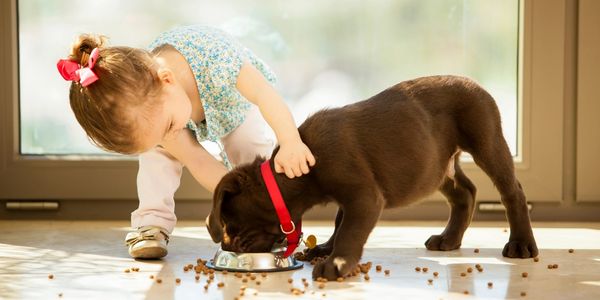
(136, 76, 192, 153)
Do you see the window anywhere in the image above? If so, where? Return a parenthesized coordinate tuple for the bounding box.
(18, 0, 519, 156)
(1, 0, 567, 205)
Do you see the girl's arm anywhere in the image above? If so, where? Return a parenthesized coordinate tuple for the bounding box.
(235, 62, 316, 178)
(161, 128, 228, 194)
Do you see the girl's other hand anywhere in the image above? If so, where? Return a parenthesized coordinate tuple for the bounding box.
(274, 141, 316, 178)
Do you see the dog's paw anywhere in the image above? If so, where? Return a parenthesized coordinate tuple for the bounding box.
(312, 256, 356, 281)
(424, 234, 461, 251)
(303, 243, 333, 261)
(502, 239, 538, 258)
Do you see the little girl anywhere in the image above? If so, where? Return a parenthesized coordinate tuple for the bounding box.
(57, 25, 315, 259)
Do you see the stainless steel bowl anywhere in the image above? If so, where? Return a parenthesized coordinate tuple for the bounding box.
(205, 246, 303, 272)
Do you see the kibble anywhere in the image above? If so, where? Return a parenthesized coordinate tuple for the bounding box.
(522, 272, 528, 278)
(288, 278, 293, 283)
(422, 267, 428, 272)
(433, 272, 439, 277)
(464, 290, 469, 295)
(364, 274, 370, 281)
(384, 270, 390, 275)
(521, 291, 527, 297)
(376, 265, 383, 272)
(568, 249, 574, 253)
(203, 284, 208, 290)
(427, 279, 433, 284)
(318, 283, 325, 289)
(195, 275, 200, 280)
(467, 267, 473, 273)
(156, 278, 162, 284)
(217, 282, 224, 288)
(553, 264, 559, 269)
(534, 257, 539, 262)
(183, 266, 189, 272)
(242, 278, 248, 283)
(256, 280, 261, 285)
(175, 278, 181, 284)
(124, 268, 131, 273)
(460, 272, 466, 277)
(488, 282, 493, 288)
(149, 275, 154, 279)
(337, 277, 344, 282)
(261, 272, 267, 278)
(415, 267, 421, 272)
(250, 275, 257, 280)
(474, 248, 480, 253)
(58, 293, 63, 297)
(48, 274, 54, 279)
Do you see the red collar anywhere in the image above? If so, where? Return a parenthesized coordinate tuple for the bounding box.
(260, 160, 302, 258)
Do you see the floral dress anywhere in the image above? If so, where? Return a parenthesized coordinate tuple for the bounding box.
(148, 25, 276, 169)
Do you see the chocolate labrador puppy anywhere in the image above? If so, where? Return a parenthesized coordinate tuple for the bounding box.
(206, 75, 538, 280)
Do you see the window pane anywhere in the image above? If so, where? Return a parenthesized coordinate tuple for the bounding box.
(19, 0, 519, 156)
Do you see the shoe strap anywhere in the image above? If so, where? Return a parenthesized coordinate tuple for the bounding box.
(125, 227, 170, 246)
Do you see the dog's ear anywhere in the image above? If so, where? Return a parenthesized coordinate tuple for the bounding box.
(206, 175, 241, 243)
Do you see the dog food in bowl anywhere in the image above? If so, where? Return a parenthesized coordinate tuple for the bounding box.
(206, 246, 303, 272)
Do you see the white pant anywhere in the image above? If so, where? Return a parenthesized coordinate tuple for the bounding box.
(131, 105, 274, 232)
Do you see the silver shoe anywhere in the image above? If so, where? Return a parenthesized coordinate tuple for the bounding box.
(125, 226, 170, 259)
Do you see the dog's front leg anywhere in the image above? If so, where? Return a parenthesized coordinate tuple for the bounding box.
(303, 208, 343, 260)
(312, 198, 383, 280)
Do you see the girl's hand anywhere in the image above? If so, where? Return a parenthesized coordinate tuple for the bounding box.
(274, 140, 316, 178)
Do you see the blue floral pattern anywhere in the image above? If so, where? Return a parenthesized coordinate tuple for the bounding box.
(148, 25, 276, 168)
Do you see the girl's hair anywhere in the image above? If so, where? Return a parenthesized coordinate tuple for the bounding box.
(68, 34, 162, 154)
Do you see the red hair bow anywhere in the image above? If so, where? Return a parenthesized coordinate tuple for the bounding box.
(56, 47, 100, 87)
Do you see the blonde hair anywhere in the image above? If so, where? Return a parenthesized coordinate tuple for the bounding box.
(67, 34, 162, 154)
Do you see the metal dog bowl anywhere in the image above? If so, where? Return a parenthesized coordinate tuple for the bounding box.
(205, 246, 303, 272)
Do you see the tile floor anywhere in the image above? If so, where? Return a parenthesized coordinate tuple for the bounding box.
(1, 220, 599, 300)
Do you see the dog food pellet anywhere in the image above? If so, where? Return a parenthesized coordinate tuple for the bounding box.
(553, 264, 559, 269)
(246, 272, 252, 277)
(460, 272, 466, 277)
(58, 293, 63, 297)
(467, 267, 473, 273)
(376, 265, 383, 272)
(156, 279, 162, 284)
(415, 267, 421, 272)
(488, 282, 493, 288)
(337, 277, 344, 282)
(433, 272, 439, 277)
(464, 290, 469, 295)
(318, 283, 325, 289)
(422, 267, 428, 272)
(256, 280, 261, 285)
(569, 249, 574, 253)
(217, 282, 224, 288)
(534, 257, 540, 262)
(195, 275, 200, 280)
(503, 228, 508, 232)
(250, 275, 257, 280)
(261, 272, 267, 277)
(521, 291, 527, 297)
(183, 266, 189, 272)
(175, 278, 181, 284)
(48, 274, 54, 279)
(288, 278, 293, 283)
(427, 279, 433, 284)
(302, 278, 307, 283)
(203, 285, 208, 290)
(222, 270, 228, 275)
(242, 278, 248, 283)
(304, 282, 310, 287)
(124, 268, 131, 273)
(522, 272, 528, 278)
(235, 273, 242, 278)
(364, 274, 370, 281)
(384, 270, 390, 275)
(187, 264, 193, 269)
(474, 248, 480, 253)
(149, 275, 154, 279)
(475, 264, 481, 269)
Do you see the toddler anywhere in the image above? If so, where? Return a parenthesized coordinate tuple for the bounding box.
(57, 25, 315, 259)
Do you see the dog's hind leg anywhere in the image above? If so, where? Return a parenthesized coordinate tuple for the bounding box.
(425, 154, 476, 251)
(303, 208, 343, 260)
(470, 138, 538, 258)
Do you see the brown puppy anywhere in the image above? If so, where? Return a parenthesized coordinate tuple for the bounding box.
(206, 75, 538, 280)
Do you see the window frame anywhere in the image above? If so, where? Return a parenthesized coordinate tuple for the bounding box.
(0, 0, 564, 203)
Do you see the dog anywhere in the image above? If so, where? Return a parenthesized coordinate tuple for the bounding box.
(206, 75, 538, 280)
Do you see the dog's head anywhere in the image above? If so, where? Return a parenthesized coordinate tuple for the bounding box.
(206, 158, 288, 253)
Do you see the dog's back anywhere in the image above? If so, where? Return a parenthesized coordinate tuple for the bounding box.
(297, 75, 503, 207)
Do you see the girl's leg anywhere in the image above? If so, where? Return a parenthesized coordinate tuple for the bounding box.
(221, 105, 275, 165)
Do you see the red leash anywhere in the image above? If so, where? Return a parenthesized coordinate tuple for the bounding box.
(260, 160, 302, 257)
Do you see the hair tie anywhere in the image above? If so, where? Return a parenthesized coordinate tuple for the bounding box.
(56, 47, 100, 87)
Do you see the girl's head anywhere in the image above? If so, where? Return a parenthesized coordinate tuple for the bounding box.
(63, 34, 191, 154)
